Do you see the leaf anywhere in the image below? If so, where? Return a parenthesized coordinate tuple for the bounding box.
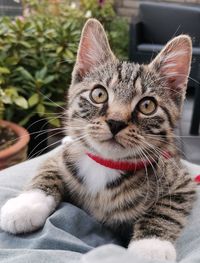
(45, 29, 56, 36)
(16, 67, 34, 81)
(14, 96, 28, 109)
(2, 95, 12, 104)
(0, 76, 5, 84)
(48, 117, 60, 127)
(35, 79, 44, 88)
(0, 67, 10, 74)
(36, 104, 45, 117)
(5, 87, 18, 97)
(5, 56, 20, 65)
(63, 50, 75, 60)
(63, 21, 72, 30)
(43, 75, 55, 84)
(35, 66, 47, 80)
(43, 43, 56, 50)
(38, 37, 45, 43)
(56, 46, 63, 54)
(19, 41, 31, 48)
(28, 93, 39, 107)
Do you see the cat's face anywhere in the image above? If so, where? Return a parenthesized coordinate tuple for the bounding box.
(66, 19, 192, 160)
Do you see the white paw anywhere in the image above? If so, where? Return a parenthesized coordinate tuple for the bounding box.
(0, 190, 56, 234)
(128, 238, 176, 261)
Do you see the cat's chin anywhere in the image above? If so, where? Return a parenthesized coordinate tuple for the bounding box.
(102, 138, 125, 149)
(86, 138, 139, 160)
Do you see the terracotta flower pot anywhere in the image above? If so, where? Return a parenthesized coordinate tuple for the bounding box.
(0, 120, 30, 170)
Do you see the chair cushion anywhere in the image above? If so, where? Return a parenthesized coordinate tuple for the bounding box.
(137, 44, 200, 55)
(137, 44, 163, 53)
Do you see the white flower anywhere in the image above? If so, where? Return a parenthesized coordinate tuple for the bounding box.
(70, 2, 77, 9)
(13, 0, 20, 3)
(85, 10, 92, 18)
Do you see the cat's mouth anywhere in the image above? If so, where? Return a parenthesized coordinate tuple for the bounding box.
(100, 137, 125, 148)
(86, 134, 140, 159)
(97, 137, 125, 152)
(88, 136, 142, 160)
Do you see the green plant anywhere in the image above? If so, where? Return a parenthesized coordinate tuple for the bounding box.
(0, 15, 81, 126)
(80, 0, 129, 59)
(0, 0, 128, 127)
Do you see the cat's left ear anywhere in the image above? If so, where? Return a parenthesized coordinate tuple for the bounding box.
(72, 18, 115, 82)
(149, 35, 192, 91)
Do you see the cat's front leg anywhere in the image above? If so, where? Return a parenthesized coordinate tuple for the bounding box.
(0, 155, 65, 234)
(128, 177, 196, 261)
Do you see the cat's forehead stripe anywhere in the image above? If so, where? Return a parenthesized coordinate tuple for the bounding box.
(116, 61, 123, 82)
(111, 62, 142, 101)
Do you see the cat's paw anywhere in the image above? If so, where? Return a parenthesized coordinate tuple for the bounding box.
(0, 190, 56, 234)
(128, 238, 176, 261)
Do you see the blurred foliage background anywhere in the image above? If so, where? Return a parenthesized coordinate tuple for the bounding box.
(0, 0, 128, 127)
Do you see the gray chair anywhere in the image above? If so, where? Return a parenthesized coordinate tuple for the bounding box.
(129, 2, 200, 135)
(129, 2, 200, 70)
(190, 65, 200, 135)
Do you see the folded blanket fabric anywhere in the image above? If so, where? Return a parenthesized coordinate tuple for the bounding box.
(0, 145, 200, 263)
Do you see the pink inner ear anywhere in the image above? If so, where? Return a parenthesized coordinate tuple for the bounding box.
(78, 38, 91, 77)
(75, 19, 114, 79)
(77, 22, 105, 77)
(151, 36, 192, 90)
(160, 49, 191, 88)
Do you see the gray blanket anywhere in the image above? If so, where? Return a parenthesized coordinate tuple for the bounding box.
(0, 146, 200, 263)
(0, 147, 118, 263)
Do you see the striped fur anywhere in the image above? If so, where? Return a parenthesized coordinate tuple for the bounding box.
(0, 19, 196, 256)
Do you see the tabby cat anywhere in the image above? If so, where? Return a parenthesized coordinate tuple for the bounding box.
(0, 19, 196, 261)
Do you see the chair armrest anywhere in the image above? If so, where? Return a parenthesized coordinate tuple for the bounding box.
(129, 16, 143, 61)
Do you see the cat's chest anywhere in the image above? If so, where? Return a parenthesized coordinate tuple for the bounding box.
(69, 155, 154, 224)
(76, 155, 122, 195)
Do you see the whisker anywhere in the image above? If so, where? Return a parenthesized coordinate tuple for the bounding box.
(144, 134, 186, 158)
(38, 90, 66, 112)
(138, 141, 172, 204)
(27, 130, 65, 159)
(142, 140, 182, 173)
(28, 138, 64, 159)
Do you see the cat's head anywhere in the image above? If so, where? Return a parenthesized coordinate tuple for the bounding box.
(66, 19, 192, 160)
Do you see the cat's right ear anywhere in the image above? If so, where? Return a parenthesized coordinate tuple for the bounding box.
(72, 19, 115, 83)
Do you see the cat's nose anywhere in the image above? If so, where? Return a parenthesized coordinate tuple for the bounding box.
(106, 119, 127, 136)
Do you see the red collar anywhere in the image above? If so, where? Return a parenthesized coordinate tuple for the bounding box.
(195, 175, 200, 184)
(86, 152, 171, 172)
(86, 152, 200, 184)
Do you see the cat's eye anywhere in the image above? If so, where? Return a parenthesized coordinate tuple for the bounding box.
(90, 85, 108, 104)
(137, 97, 157, 115)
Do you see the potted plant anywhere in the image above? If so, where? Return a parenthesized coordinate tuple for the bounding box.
(0, 120, 30, 170)
(0, 90, 30, 170)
